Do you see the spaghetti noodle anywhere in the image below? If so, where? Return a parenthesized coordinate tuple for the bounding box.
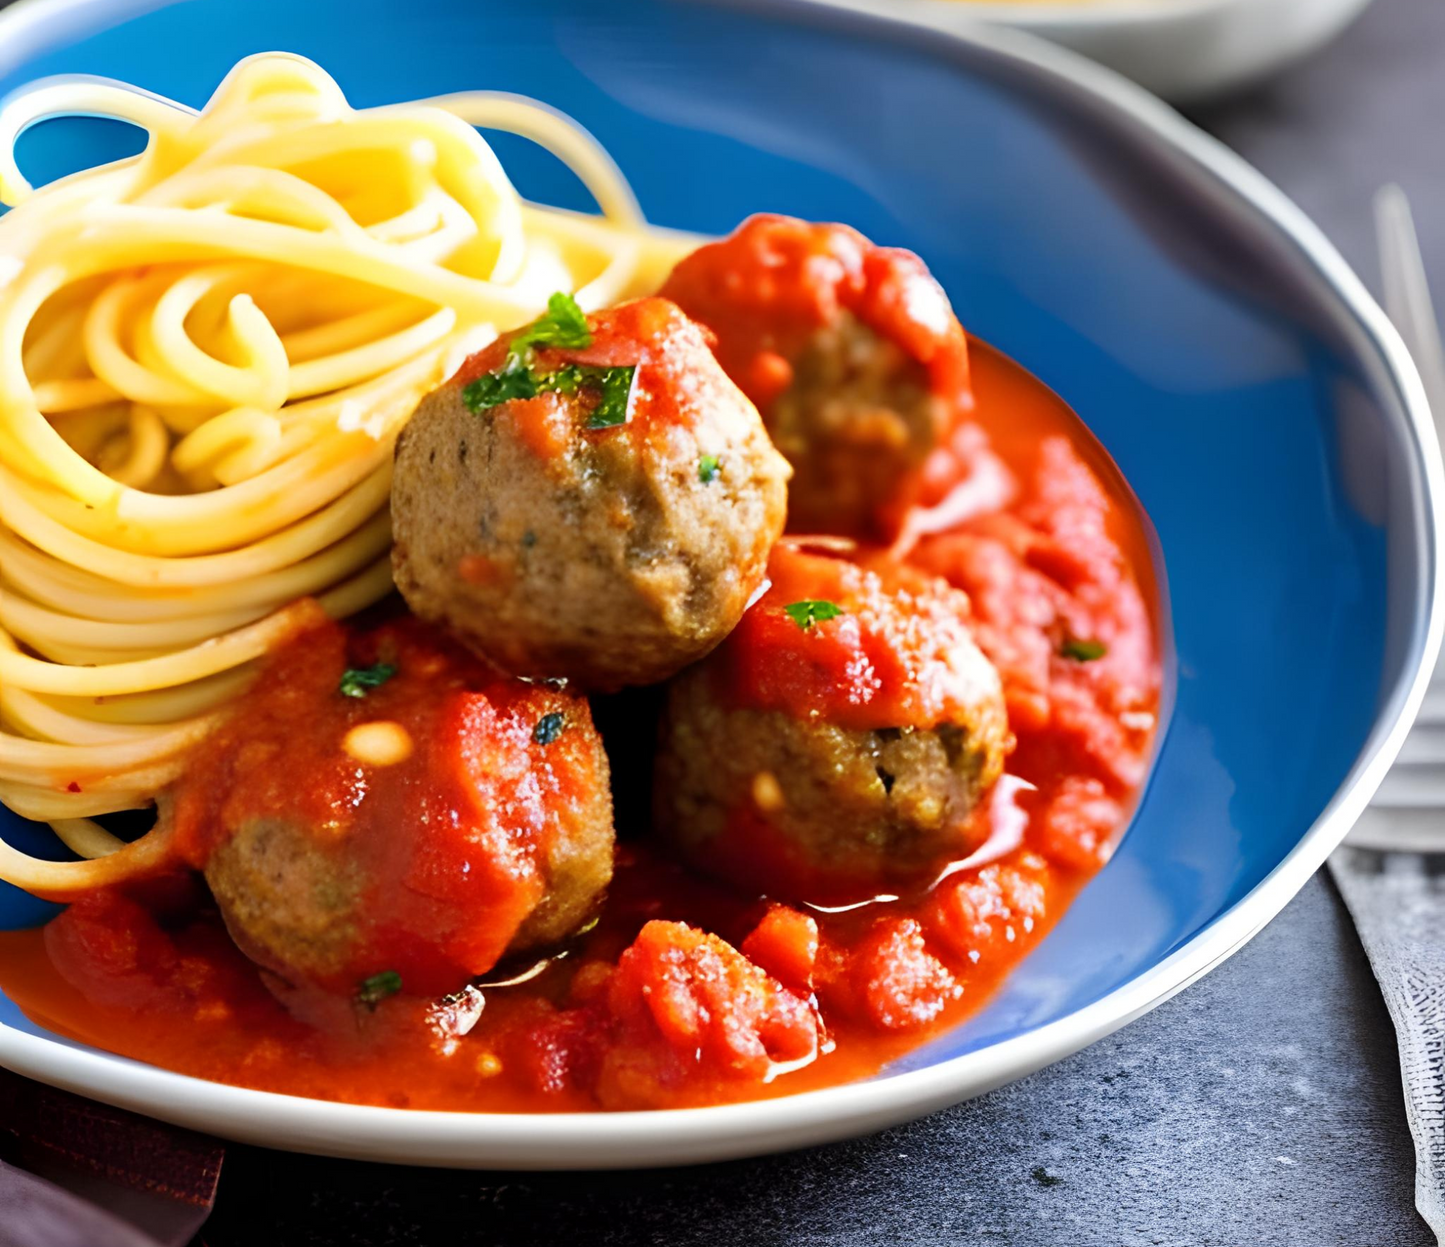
(0, 53, 690, 891)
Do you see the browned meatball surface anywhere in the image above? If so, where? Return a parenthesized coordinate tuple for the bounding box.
(661, 215, 972, 542)
(169, 617, 616, 1000)
(769, 310, 942, 537)
(657, 673, 1008, 903)
(391, 296, 790, 690)
(653, 547, 1011, 903)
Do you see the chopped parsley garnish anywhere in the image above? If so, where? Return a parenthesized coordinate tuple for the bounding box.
(463, 360, 637, 430)
(338, 662, 397, 699)
(356, 970, 403, 1010)
(533, 712, 566, 745)
(698, 454, 721, 484)
(583, 364, 637, 429)
(462, 363, 540, 411)
(1061, 638, 1107, 662)
(460, 292, 637, 430)
(507, 290, 593, 359)
(783, 600, 844, 631)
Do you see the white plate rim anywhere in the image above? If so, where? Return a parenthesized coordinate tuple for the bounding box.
(817, 0, 1236, 30)
(781, 0, 1333, 32)
(0, 0, 1439, 1170)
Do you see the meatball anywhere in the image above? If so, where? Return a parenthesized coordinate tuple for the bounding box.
(661, 215, 972, 541)
(655, 547, 1010, 902)
(391, 295, 790, 690)
(165, 616, 614, 999)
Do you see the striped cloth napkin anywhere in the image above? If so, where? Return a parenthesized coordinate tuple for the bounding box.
(1330, 847, 1445, 1244)
(0, 1069, 222, 1247)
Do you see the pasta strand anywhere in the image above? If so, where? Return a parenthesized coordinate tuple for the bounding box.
(0, 53, 685, 895)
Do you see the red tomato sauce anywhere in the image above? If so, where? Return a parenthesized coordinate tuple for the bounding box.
(715, 547, 994, 732)
(454, 296, 711, 454)
(162, 617, 610, 999)
(662, 215, 974, 542)
(661, 214, 970, 417)
(0, 342, 1162, 1113)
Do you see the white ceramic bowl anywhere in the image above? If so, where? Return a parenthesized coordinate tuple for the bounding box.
(798, 0, 1377, 99)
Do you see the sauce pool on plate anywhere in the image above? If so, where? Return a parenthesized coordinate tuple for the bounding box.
(0, 342, 1162, 1113)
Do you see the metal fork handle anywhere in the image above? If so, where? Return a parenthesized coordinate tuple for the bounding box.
(1377, 184, 1445, 431)
(1360, 186, 1445, 849)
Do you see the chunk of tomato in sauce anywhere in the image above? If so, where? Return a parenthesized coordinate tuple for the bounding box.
(1035, 776, 1125, 872)
(741, 905, 820, 996)
(926, 857, 1050, 969)
(913, 435, 1157, 801)
(503, 999, 607, 1098)
(820, 917, 959, 1032)
(596, 920, 819, 1107)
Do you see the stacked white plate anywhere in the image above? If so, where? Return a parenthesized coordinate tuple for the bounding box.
(795, 0, 1377, 100)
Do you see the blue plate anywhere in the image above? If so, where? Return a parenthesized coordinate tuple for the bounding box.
(0, 0, 1438, 1169)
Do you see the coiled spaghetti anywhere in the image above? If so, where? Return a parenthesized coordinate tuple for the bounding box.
(0, 53, 691, 891)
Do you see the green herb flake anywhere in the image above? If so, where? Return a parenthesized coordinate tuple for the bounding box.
(583, 364, 637, 429)
(783, 600, 844, 631)
(356, 969, 403, 1010)
(533, 712, 566, 745)
(464, 357, 636, 431)
(338, 663, 397, 699)
(509, 291, 593, 358)
(698, 454, 721, 484)
(1060, 638, 1107, 662)
(462, 291, 594, 415)
(463, 363, 538, 413)
(545, 363, 584, 396)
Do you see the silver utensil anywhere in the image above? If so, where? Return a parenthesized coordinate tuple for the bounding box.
(1330, 182, 1445, 1246)
(1349, 185, 1445, 849)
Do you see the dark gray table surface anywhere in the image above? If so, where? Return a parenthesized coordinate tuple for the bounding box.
(203, 2, 1440, 1243)
(3, 0, 1439, 1242)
